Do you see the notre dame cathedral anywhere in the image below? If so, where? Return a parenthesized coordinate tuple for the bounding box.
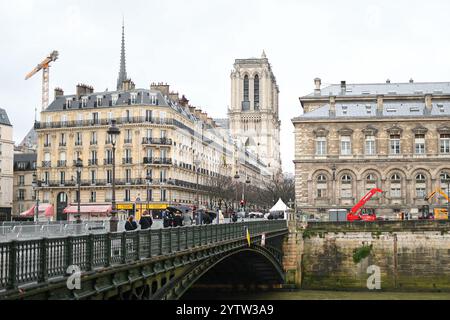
(228, 51, 282, 178)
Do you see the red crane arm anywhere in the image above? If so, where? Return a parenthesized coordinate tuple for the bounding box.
(350, 188, 383, 215)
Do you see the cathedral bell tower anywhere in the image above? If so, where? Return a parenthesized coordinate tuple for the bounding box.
(229, 51, 282, 176)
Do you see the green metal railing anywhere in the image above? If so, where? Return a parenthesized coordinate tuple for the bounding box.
(0, 220, 286, 292)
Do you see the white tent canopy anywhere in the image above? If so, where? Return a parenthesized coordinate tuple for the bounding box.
(270, 198, 290, 213)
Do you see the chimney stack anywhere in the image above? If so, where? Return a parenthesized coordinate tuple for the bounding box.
(54, 87, 64, 98)
(425, 94, 432, 113)
(314, 78, 322, 95)
(329, 96, 336, 117)
(340, 81, 346, 94)
(377, 95, 384, 115)
(76, 84, 94, 98)
(122, 79, 135, 91)
(150, 82, 170, 96)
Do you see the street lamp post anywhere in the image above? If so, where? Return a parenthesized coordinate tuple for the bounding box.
(243, 176, 250, 212)
(234, 171, 240, 211)
(32, 173, 42, 222)
(75, 158, 83, 223)
(194, 158, 201, 224)
(107, 120, 121, 232)
(146, 172, 152, 216)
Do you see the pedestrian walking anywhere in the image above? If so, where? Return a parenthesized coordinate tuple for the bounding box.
(173, 210, 183, 227)
(125, 215, 138, 231)
(139, 211, 153, 230)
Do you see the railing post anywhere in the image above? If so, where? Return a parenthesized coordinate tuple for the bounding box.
(121, 232, 127, 264)
(177, 227, 181, 252)
(87, 234, 94, 271)
(39, 238, 48, 283)
(136, 231, 141, 260)
(7, 241, 17, 290)
(66, 236, 74, 270)
(159, 228, 163, 255)
(168, 228, 172, 253)
(185, 226, 189, 249)
(148, 230, 152, 258)
(105, 233, 111, 267)
(199, 226, 202, 246)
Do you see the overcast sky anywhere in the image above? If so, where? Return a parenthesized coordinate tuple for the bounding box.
(2, 0, 450, 173)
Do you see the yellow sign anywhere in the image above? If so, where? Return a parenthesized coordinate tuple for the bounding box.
(117, 203, 134, 210)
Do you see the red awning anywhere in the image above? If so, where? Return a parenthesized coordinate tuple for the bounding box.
(63, 204, 112, 215)
(20, 203, 54, 217)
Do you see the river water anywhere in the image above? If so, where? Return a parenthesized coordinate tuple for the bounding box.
(185, 290, 450, 300)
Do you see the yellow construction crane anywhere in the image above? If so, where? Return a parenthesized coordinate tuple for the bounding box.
(25, 50, 59, 111)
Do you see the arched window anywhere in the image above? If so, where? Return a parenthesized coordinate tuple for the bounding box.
(415, 174, 426, 183)
(366, 174, 376, 182)
(440, 172, 450, 195)
(415, 174, 426, 198)
(316, 174, 327, 198)
(243, 75, 249, 110)
(341, 175, 352, 184)
(254, 74, 260, 110)
(440, 172, 450, 183)
(340, 174, 352, 198)
(390, 173, 401, 198)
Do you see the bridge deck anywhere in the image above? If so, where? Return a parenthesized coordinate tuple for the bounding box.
(0, 220, 287, 296)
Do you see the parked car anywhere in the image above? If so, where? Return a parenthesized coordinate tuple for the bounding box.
(249, 212, 264, 218)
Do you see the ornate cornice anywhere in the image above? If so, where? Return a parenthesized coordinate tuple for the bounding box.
(412, 125, 428, 135)
(313, 127, 329, 137)
(386, 125, 403, 135)
(362, 125, 378, 136)
(337, 127, 354, 136)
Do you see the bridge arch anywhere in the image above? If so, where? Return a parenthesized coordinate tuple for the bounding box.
(152, 245, 284, 300)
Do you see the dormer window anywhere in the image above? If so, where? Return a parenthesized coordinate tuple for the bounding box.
(66, 98, 72, 108)
(342, 106, 348, 115)
(150, 94, 157, 105)
(112, 94, 118, 106)
(81, 97, 88, 108)
(131, 92, 137, 105)
(96, 96, 103, 107)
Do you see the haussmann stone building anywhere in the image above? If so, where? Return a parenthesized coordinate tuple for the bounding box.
(292, 79, 450, 219)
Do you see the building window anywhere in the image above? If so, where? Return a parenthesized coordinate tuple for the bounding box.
(112, 94, 118, 106)
(90, 132, 97, 145)
(90, 191, 96, 203)
(254, 74, 260, 110)
(60, 171, 65, 184)
(160, 189, 167, 202)
(131, 93, 137, 104)
(18, 175, 25, 186)
(390, 174, 401, 198)
(124, 189, 131, 202)
(125, 169, 131, 183)
(145, 110, 152, 122)
(415, 174, 426, 198)
(90, 170, 96, 184)
(75, 132, 82, 145)
(150, 94, 157, 105)
(365, 136, 376, 155)
(440, 134, 450, 154)
(390, 135, 401, 154)
(440, 172, 450, 195)
(96, 96, 102, 107)
(340, 136, 352, 155)
(316, 174, 327, 198)
(243, 75, 249, 101)
(415, 134, 425, 154)
(147, 189, 152, 202)
(81, 97, 88, 108)
(340, 174, 352, 198)
(316, 137, 327, 156)
(106, 170, 112, 184)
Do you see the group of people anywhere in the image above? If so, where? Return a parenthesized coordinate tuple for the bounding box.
(162, 209, 184, 228)
(124, 210, 153, 231)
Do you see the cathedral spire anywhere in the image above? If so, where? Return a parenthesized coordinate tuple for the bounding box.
(117, 18, 128, 90)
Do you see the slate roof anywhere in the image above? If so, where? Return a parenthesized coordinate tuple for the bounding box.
(295, 101, 450, 120)
(305, 82, 450, 97)
(0, 108, 11, 126)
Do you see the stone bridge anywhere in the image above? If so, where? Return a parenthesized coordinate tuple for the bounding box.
(0, 220, 288, 300)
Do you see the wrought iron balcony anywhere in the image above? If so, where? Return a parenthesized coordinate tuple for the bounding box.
(143, 157, 172, 165)
(104, 158, 114, 165)
(59, 142, 67, 147)
(57, 160, 67, 167)
(43, 143, 51, 148)
(41, 161, 51, 168)
(88, 159, 98, 166)
(124, 139, 133, 144)
(122, 158, 133, 165)
(142, 137, 172, 145)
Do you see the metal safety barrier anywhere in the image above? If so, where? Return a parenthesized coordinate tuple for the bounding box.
(0, 220, 287, 292)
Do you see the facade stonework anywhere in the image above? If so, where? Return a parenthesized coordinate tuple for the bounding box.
(293, 80, 450, 218)
(0, 108, 14, 220)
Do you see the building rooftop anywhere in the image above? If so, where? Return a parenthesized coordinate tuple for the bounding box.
(304, 81, 450, 98)
(0, 108, 12, 126)
(293, 101, 450, 121)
